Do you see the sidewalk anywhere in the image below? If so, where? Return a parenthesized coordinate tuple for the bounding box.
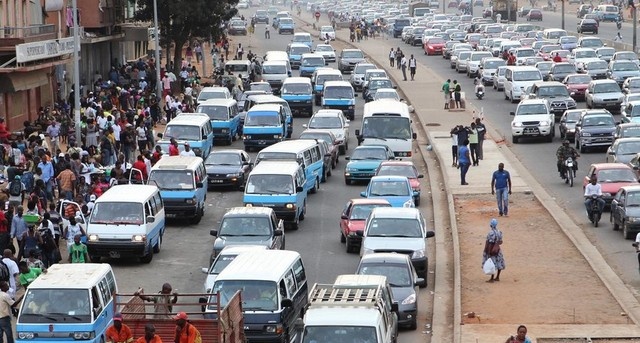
(291, 10, 640, 343)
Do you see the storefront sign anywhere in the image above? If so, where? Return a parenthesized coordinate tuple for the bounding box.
(16, 37, 79, 63)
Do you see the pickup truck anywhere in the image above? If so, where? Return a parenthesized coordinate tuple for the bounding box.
(117, 291, 245, 343)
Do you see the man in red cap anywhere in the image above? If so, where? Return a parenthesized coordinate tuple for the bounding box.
(106, 313, 133, 343)
(174, 312, 200, 343)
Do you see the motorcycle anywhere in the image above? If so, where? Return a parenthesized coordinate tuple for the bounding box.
(475, 85, 485, 99)
(588, 194, 603, 227)
(564, 157, 575, 187)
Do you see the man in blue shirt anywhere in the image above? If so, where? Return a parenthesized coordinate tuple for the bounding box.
(491, 163, 512, 216)
(37, 155, 54, 202)
(10, 206, 27, 252)
(458, 139, 471, 185)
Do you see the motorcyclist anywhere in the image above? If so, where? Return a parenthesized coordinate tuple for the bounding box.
(474, 76, 484, 94)
(584, 175, 605, 223)
(556, 140, 579, 178)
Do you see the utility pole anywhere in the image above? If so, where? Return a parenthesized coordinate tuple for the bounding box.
(634, 8, 637, 52)
(153, 0, 162, 99)
(561, 0, 565, 30)
(72, 0, 81, 145)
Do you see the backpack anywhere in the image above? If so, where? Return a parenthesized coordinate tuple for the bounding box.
(9, 180, 21, 197)
(0, 260, 10, 283)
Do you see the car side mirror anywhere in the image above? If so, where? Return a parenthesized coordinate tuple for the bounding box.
(393, 85, 397, 89)
(157, 133, 163, 139)
(415, 278, 426, 287)
(209, 229, 218, 237)
(634, 166, 639, 170)
(288, 71, 292, 77)
(360, 191, 367, 197)
(355, 230, 364, 237)
(196, 182, 204, 188)
(296, 186, 304, 192)
(426, 231, 435, 238)
(201, 267, 208, 274)
(412, 132, 417, 140)
(146, 216, 155, 223)
(354, 93, 358, 97)
(274, 229, 283, 236)
(302, 124, 308, 128)
(608, 150, 615, 155)
(510, 111, 515, 116)
(418, 174, 424, 178)
(281, 299, 293, 308)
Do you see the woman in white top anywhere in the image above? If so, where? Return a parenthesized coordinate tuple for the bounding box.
(64, 216, 86, 250)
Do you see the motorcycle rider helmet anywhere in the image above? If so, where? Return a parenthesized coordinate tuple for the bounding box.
(563, 140, 570, 146)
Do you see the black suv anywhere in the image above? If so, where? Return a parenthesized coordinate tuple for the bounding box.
(546, 62, 577, 82)
(253, 10, 269, 24)
(522, 81, 577, 121)
(574, 109, 616, 153)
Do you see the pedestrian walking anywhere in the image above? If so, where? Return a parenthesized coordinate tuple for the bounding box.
(0, 281, 15, 343)
(458, 139, 471, 185)
(400, 55, 408, 81)
(482, 218, 505, 282)
(491, 163, 512, 216)
(469, 122, 479, 166)
(453, 80, 462, 108)
(237, 43, 244, 60)
(389, 48, 395, 67)
(68, 234, 90, 263)
(265, 25, 271, 39)
(450, 126, 459, 167)
(615, 32, 623, 42)
(408, 54, 417, 81)
(395, 48, 402, 70)
(442, 79, 451, 109)
(475, 118, 486, 160)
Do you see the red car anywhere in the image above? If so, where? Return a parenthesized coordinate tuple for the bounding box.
(563, 74, 592, 100)
(583, 163, 640, 205)
(375, 160, 425, 205)
(526, 9, 543, 21)
(424, 37, 446, 56)
(340, 199, 391, 253)
(538, 44, 561, 61)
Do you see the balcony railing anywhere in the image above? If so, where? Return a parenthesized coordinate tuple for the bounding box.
(0, 24, 56, 39)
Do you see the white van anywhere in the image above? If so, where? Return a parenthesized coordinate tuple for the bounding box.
(262, 60, 292, 94)
(86, 185, 165, 263)
(197, 86, 233, 103)
(542, 29, 568, 44)
(503, 66, 543, 102)
(16, 264, 117, 342)
(224, 60, 252, 79)
(265, 50, 290, 63)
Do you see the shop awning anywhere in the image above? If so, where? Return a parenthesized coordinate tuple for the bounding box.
(0, 70, 49, 93)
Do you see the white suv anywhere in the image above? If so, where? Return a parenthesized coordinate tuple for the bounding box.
(510, 99, 555, 143)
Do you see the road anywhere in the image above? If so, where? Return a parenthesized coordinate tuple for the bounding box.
(106, 9, 436, 343)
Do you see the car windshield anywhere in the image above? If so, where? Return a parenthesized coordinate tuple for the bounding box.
(302, 326, 377, 343)
(540, 45, 559, 53)
(316, 74, 342, 85)
(212, 280, 278, 311)
(245, 113, 280, 126)
(517, 104, 547, 115)
(567, 75, 592, 84)
(366, 72, 386, 80)
(209, 254, 238, 274)
(315, 45, 333, 52)
(299, 132, 332, 143)
(629, 79, 640, 88)
(351, 148, 387, 160)
(459, 52, 471, 59)
(561, 37, 578, 44)
(597, 168, 637, 183)
(359, 263, 413, 287)
(205, 152, 242, 166)
(262, 65, 287, 74)
(362, 117, 412, 140)
(428, 38, 445, 44)
(617, 141, 640, 154)
(367, 218, 422, 237)
(324, 86, 353, 99)
(622, 126, 640, 137)
(309, 116, 342, 128)
(225, 63, 249, 72)
(594, 83, 621, 93)
(484, 60, 506, 69)
(20, 289, 92, 323)
(613, 62, 639, 71)
(219, 217, 271, 236)
(554, 65, 575, 73)
(617, 52, 637, 60)
(598, 48, 615, 56)
(148, 170, 195, 190)
(539, 86, 570, 97)
(290, 46, 310, 55)
(163, 125, 201, 141)
(279, 18, 293, 24)
(587, 61, 608, 69)
(282, 83, 311, 94)
(302, 57, 324, 67)
(250, 83, 271, 92)
(354, 65, 375, 73)
(343, 51, 365, 58)
(513, 71, 541, 81)
(349, 204, 388, 220)
(246, 174, 294, 194)
(536, 63, 552, 73)
(368, 180, 410, 196)
(377, 165, 417, 178)
(516, 50, 534, 57)
(575, 50, 596, 58)
(375, 91, 399, 100)
(564, 111, 582, 122)
(626, 192, 640, 206)
(197, 105, 229, 121)
(293, 35, 311, 43)
(582, 115, 615, 127)
(369, 80, 392, 90)
(581, 39, 602, 47)
(90, 202, 144, 224)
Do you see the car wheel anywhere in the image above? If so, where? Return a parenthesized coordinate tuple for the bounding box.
(310, 178, 320, 193)
(512, 135, 519, 144)
(153, 234, 162, 253)
(510, 92, 517, 103)
(299, 202, 306, 221)
(321, 165, 327, 183)
(611, 213, 620, 230)
(623, 221, 634, 239)
(340, 232, 346, 243)
(409, 317, 417, 330)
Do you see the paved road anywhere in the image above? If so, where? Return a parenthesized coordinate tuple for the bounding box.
(108, 9, 437, 343)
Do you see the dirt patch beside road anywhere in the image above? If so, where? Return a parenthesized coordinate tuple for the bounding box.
(456, 193, 628, 325)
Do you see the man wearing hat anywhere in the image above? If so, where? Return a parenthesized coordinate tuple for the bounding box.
(174, 312, 200, 343)
(106, 313, 133, 343)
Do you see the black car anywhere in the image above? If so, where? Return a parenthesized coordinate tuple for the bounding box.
(559, 109, 582, 142)
(610, 186, 640, 239)
(364, 78, 395, 102)
(577, 19, 599, 34)
(253, 10, 269, 24)
(204, 149, 253, 190)
(575, 110, 616, 153)
(547, 62, 577, 82)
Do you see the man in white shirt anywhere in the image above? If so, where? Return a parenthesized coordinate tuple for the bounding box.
(2, 250, 18, 300)
(408, 54, 417, 81)
(400, 55, 408, 81)
(179, 143, 196, 157)
(584, 176, 604, 223)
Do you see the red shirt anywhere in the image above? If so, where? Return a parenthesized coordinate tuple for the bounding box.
(0, 211, 8, 233)
(169, 144, 179, 156)
(553, 55, 562, 63)
(0, 123, 9, 141)
(132, 160, 147, 180)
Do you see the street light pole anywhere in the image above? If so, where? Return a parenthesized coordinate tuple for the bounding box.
(153, 0, 162, 99)
(634, 9, 637, 53)
(72, 0, 81, 145)
(561, 0, 565, 30)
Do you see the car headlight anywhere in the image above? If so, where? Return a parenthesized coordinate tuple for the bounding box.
(221, 128, 229, 133)
(412, 249, 425, 258)
(539, 121, 550, 126)
(132, 234, 146, 242)
(581, 132, 591, 137)
(18, 333, 35, 340)
(243, 135, 252, 140)
(264, 324, 283, 334)
(73, 332, 93, 340)
(285, 203, 296, 209)
(512, 122, 523, 127)
(88, 234, 99, 242)
(362, 248, 374, 255)
(403, 199, 415, 208)
(348, 105, 354, 109)
(274, 135, 281, 139)
(186, 196, 198, 205)
(226, 173, 240, 178)
(401, 293, 417, 305)
(568, 100, 577, 107)
(628, 217, 640, 223)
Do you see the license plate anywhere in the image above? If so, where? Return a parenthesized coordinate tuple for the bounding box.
(595, 138, 610, 142)
(259, 140, 266, 145)
(166, 214, 177, 218)
(523, 128, 539, 135)
(109, 251, 120, 258)
(210, 179, 224, 183)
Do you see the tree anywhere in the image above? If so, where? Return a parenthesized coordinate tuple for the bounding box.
(135, 0, 238, 87)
